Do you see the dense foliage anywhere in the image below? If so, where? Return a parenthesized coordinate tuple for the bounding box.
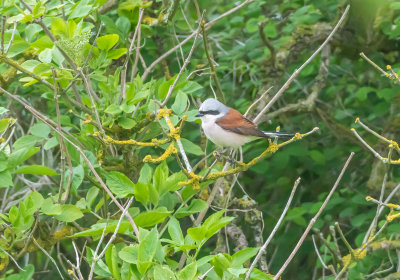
(1, 0, 400, 279)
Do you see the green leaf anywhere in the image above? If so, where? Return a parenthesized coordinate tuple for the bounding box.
(64, 165, 85, 192)
(168, 217, 184, 245)
(177, 261, 197, 279)
(107, 48, 127, 59)
(8, 146, 40, 168)
(153, 264, 177, 280)
(133, 182, 150, 205)
(105, 171, 135, 198)
(69, 0, 92, 19)
(246, 18, 259, 33)
(180, 138, 204, 156)
(13, 135, 43, 150)
(138, 227, 158, 274)
(41, 198, 62, 215)
(119, 245, 139, 264)
(24, 192, 44, 213)
(231, 247, 259, 267)
(51, 18, 68, 37)
(105, 104, 122, 115)
(264, 22, 277, 38)
(0, 107, 8, 115)
(44, 136, 59, 150)
(15, 165, 58, 175)
(0, 152, 8, 172)
(164, 171, 186, 192)
(30, 122, 50, 138)
(38, 48, 53, 63)
(0, 171, 13, 188)
(105, 245, 120, 280)
(309, 150, 325, 164)
(154, 160, 168, 194)
(187, 227, 206, 242)
(86, 186, 99, 208)
(171, 91, 188, 115)
(133, 207, 171, 228)
(356, 87, 374, 101)
(158, 75, 177, 99)
(97, 34, 119, 51)
(55, 204, 83, 222)
(139, 164, 153, 184)
(176, 199, 208, 218)
(7, 40, 29, 58)
(118, 117, 136, 129)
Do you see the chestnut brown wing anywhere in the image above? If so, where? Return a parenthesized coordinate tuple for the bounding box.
(216, 109, 266, 137)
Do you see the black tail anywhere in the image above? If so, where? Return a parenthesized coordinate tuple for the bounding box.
(261, 131, 295, 139)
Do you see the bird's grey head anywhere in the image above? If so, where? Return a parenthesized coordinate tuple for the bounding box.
(195, 98, 229, 118)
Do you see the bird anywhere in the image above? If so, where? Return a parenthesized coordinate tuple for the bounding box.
(195, 98, 294, 149)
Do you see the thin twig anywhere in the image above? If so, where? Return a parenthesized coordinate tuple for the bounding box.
(52, 67, 72, 204)
(120, 8, 144, 102)
(273, 152, 354, 279)
(161, 16, 203, 107)
(246, 177, 301, 279)
(5, 22, 17, 54)
(33, 238, 64, 280)
(142, 0, 254, 80)
(253, 5, 350, 124)
(201, 20, 225, 102)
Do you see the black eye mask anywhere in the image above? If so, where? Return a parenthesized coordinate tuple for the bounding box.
(199, 110, 220, 116)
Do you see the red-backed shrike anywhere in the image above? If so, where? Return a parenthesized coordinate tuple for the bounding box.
(196, 98, 293, 149)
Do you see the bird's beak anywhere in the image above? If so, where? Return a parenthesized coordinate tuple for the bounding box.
(195, 112, 203, 117)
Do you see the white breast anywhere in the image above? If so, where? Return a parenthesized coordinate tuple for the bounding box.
(200, 114, 251, 149)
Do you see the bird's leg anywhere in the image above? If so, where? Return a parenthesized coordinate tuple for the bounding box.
(212, 147, 228, 161)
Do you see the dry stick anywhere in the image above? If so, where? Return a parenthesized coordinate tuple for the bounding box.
(88, 217, 109, 280)
(33, 238, 64, 280)
(351, 128, 390, 163)
(198, 265, 215, 280)
(359, 52, 388, 77)
(246, 177, 301, 280)
(52, 68, 73, 204)
(201, 20, 225, 103)
(161, 15, 203, 107)
(244, 87, 272, 117)
(130, 17, 142, 80)
(5, 22, 17, 54)
(0, 87, 140, 238)
(1, 16, 5, 53)
(362, 173, 387, 244)
(0, 247, 25, 272)
(312, 235, 338, 277)
(120, 8, 144, 102)
(80, 69, 105, 136)
(96, 198, 134, 259)
(253, 5, 350, 124)
(142, 0, 254, 80)
(273, 152, 354, 279)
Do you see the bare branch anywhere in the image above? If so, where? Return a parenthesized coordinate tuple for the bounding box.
(273, 152, 354, 279)
(253, 5, 350, 124)
(246, 177, 301, 279)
